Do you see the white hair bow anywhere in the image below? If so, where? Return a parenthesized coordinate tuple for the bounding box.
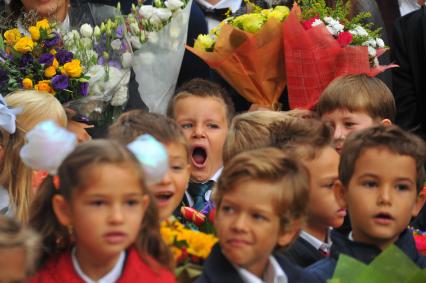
(20, 120, 77, 175)
(127, 134, 169, 185)
(0, 95, 21, 134)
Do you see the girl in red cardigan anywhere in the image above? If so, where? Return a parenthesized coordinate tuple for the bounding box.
(28, 139, 176, 283)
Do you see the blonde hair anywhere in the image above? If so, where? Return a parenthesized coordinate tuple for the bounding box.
(317, 74, 396, 121)
(223, 111, 294, 164)
(216, 148, 310, 233)
(0, 90, 67, 223)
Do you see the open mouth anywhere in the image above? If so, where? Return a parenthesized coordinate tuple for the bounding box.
(373, 212, 394, 224)
(154, 191, 174, 202)
(192, 147, 207, 167)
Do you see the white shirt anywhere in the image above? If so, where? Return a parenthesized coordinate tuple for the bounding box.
(196, 0, 243, 31)
(185, 167, 223, 207)
(71, 248, 126, 283)
(299, 229, 332, 253)
(399, 0, 422, 16)
(236, 256, 288, 283)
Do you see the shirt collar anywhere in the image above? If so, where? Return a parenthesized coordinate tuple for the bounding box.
(299, 229, 332, 250)
(196, 0, 242, 13)
(236, 256, 288, 283)
(71, 247, 126, 283)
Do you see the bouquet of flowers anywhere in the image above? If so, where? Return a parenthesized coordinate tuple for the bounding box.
(189, 5, 290, 110)
(180, 201, 216, 234)
(0, 19, 89, 102)
(283, 0, 397, 110)
(328, 245, 426, 283)
(161, 218, 218, 282)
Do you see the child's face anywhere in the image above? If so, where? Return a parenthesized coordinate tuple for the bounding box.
(0, 247, 27, 283)
(148, 142, 190, 221)
(321, 108, 375, 153)
(54, 164, 149, 263)
(340, 147, 424, 250)
(304, 146, 346, 229)
(174, 96, 228, 182)
(215, 180, 297, 277)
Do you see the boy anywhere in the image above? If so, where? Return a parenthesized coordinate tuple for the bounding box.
(167, 78, 234, 210)
(307, 125, 426, 282)
(317, 74, 396, 154)
(196, 148, 317, 283)
(270, 118, 346, 267)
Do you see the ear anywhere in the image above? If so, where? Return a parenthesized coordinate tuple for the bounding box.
(334, 180, 347, 209)
(380, 119, 392, 126)
(52, 195, 72, 226)
(412, 191, 425, 217)
(277, 220, 302, 247)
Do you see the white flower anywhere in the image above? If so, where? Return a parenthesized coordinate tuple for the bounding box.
(149, 14, 162, 26)
(373, 57, 379, 67)
(376, 38, 385, 48)
(311, 19, 323, 27)
(130, 22, 140, 36)
(111, 86, 128, 106)
(86, 49, 98, 62)
(362, 39, 377, 47)
(139, 5, 155, 18)
(63, 30, 80, 43)
(93, 26, 101, 38)
(81, 37, 93, 49)
(130, 36, 142, 49)
(165, 0, 184, 10)
(368, 46, 377, 57)
(155, 8, 172, 21)
(323, 16, 334, 24)
(80, 23, 93, 38)
(121, 52, 132, 68)
(350, 25, 369, 37)
(111, 39, 122, 51)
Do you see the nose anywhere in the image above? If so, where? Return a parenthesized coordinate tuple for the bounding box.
(377, 185, 392, 205)
(192, 124, 205, 138)
(334, 124, 345, 140)
(158, 170, 172, 185)
(231, 213, 248, 232)
(109, 204, 124, 224)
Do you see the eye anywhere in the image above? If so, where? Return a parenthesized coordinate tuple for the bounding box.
(395, 183, 410, 192)
(220, 204, 234, 214)
(125, 199, 140, 206)
(322, 182, 335, 189)
(344, 122, 356, 129)
(180, 123, 192, 129)
(207, 123, 219, 129)
(362, 180, 377, 189)
(90, 200, 106, 206)
(252, 213, 268, 222)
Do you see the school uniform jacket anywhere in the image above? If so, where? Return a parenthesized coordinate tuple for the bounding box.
(281, 236, 325, 268)
(306, 229, 426, 283)
(29, 248, 176, 283)
(195, 243, 319, 283)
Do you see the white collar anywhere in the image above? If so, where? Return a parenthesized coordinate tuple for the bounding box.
(71, 248, 126, 283)
(185, 167, 222, 206)
(348, 231, 354, 241)
(210, 167, 223, 182)
(236, 256, 288, 283)
(299, 229, 332, 251)
(196, 0, 242, 12)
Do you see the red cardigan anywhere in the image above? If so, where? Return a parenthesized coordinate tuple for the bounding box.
(29, 248, 176, 283)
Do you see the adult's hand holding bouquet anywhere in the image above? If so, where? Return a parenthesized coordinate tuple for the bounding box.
(283, 0, 397, 110)
(189, 5, 289, 110)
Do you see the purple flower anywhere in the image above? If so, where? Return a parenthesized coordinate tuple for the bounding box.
(56, 50, 73, 65)
(116, 25, 124, 38)
(39, 53, 54, 66)
(0, 68, 9, 85)
(80, 82, 89, 96)
(108, 60, 121, 69)
(51, 75, 69, 90)
(20, 53, 34, 66)
(44, 32, 61, 48)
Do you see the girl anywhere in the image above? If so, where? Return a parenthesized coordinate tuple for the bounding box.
(0, 90, 67, 222)
(109, 110, 191, 221)
(29, 139, 175, 282)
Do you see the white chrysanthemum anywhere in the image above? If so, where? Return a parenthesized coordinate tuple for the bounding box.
(80, 23, 93, 38)
(350, 25, 369, 37)
(376, 38, 385, 48)
(362, 39, 377, 47)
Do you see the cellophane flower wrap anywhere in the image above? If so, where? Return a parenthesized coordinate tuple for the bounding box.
(161, 218, 218, 283)
(0, 19, 89, 102)
(129, 0, 192, 114)
(189, 5, 289, 109)
(283, 1, 397, 110)
(328, 245, 426, 283)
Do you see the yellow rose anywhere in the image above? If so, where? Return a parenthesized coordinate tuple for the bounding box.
(22, 78, 33, 89)
(34, 80, 54, 94)
(13, 36, 34, 53)
(36, 19, 50, 30)
(233, 14, 266, 33)
(62, 59, 82, 78)
(28, 26, 40, 41)
(194, 34, 215, 51)
(4, 28, 21, 45)
(44, 66, 56, 78)
(261, 8, 272, 17)
(268, 6, 290, 22)
(52, 58, 59, 69)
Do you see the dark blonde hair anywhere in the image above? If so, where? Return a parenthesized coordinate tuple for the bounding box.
(167, 78, 235, 125)
(316, 74, 396, 122)
(29, 140, 173, 270)
(216, 148, 310, 233)
(108, 110, 189, 159)
(340, 125, 426, 193)
(0, 215, 40, 276)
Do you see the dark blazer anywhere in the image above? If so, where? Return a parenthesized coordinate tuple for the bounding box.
(281, 236, 325, 268)
(196, 243, 318, 283)
(306, 229, 426, 282)
(391, 7, 426, 140)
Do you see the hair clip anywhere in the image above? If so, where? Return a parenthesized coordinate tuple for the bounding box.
(127, 134, 169, 185)
(53, 175, 60, 190)
(20, 120, 77, 175)
(0, 94, 22, 134)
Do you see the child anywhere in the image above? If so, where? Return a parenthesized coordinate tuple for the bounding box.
(197, 147, 317, 283)
(270, 118, 345, 267)
(0, 90, 67, 222)
(29, 140, 176, 282)
(316, 74, 396, 154)
(167, 78, 234, 210)
(0, 215, 40, 282)
(307, 125, 426, 282)
(109, 110, 191, 221)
